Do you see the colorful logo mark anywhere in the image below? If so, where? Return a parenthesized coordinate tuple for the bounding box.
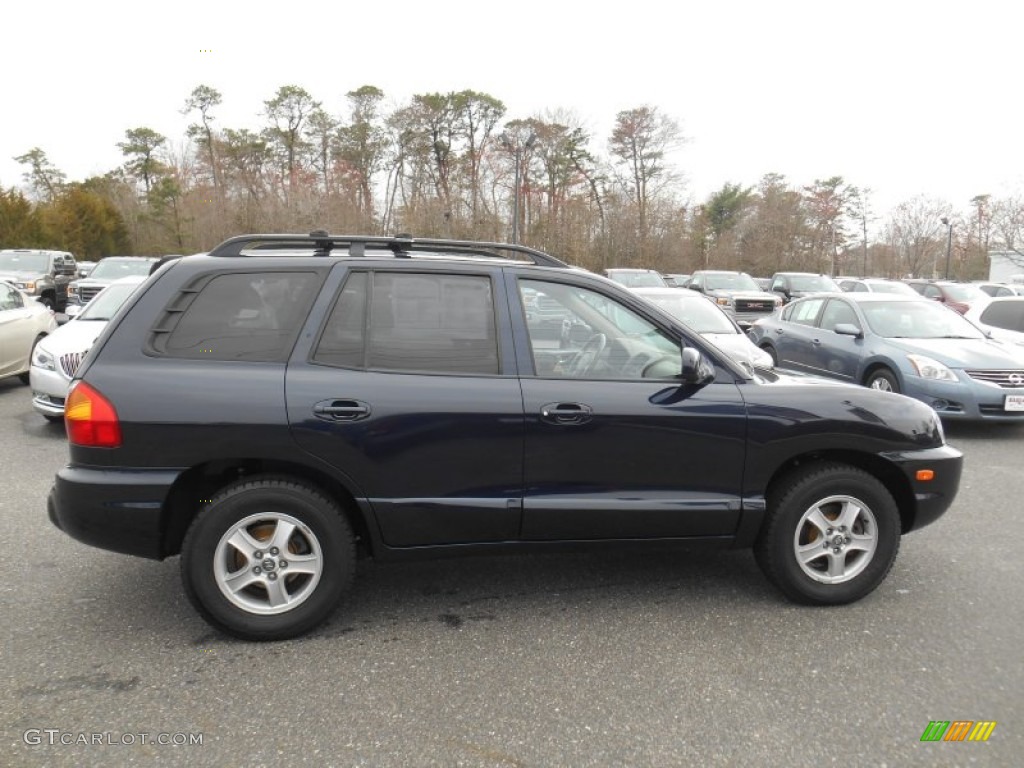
(920, 721, 997, 742)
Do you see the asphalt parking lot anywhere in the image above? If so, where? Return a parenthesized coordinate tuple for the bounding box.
(1, 377, 1020, 767)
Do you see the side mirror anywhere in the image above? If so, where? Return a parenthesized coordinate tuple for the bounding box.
(834, 323, 863, 338)
(681, 346, 715, 386)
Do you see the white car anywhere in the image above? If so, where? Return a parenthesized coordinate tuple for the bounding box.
(0, 281, 58, 384)
(632, 287, 774, 370)
(963, 296, 1024, 352)
(30, 276, 145, 421)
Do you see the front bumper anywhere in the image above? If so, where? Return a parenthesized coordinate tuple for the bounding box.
(903, 371, 1024, 422)
(883, 444, 964, 532)
(49, 465, 184, 559)
(29, 364, 70, 417)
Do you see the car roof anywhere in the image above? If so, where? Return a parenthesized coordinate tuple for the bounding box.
(632, 287, 711, 299)
(818, 292, 926, 303)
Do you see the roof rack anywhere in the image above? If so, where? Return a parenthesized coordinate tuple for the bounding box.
(206, 231, 569, 269)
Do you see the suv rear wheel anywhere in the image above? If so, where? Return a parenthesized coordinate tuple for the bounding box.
(181, 476, 355, 640)
(754, 463, 900, 605)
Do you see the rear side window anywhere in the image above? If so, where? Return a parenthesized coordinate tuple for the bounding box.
(313, 271, 499, 375)
(150, 272, 320, 361)
(980, 301, 1024, 332)
(789, 298, 825, 326)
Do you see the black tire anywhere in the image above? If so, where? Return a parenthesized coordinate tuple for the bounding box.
(754, 463, 900, 605)
(181, 476, 355, 641)
(759, 343, 779, 367)
(864, 368, 900, 394)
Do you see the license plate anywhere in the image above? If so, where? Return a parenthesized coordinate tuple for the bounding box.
(1006, 395, 1024, 411)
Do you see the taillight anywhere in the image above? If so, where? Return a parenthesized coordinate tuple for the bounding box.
(65, 381, 122, 447)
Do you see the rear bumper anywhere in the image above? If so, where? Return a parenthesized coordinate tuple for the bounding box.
(49, 465, 183, 559)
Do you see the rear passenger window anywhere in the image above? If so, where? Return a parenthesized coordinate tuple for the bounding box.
(151, 272, 320, 361)
(313, 271, 499, 375)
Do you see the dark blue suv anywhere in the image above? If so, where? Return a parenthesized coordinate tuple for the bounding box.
(49, 233, 963, 640)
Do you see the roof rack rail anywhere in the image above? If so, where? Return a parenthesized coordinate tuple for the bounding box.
(206, 231, 570, 268)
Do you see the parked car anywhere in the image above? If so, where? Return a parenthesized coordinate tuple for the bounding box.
(662, 273, 690, 288)
(0, 281, 58, 383)
(838, 278, 919, 296)
(902, 279, 986, 314)
(973, 281, 1024, 298)
(48, 233, 962, 640)
(66, 256, 160, 315)
(603, 268, 668, 289)
(632, 287, 774, 369)
(769, 272, 841, 303)
(0, 248, 77, 310)
(30, 276, 147, 421)
(963, 296, 1024, 349)
(748, 292, 1024, 421)
(685, 270, 782, 329)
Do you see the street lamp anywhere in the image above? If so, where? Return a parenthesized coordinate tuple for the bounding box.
(940, 217, 953, 279)
(501, 131, 536, 243)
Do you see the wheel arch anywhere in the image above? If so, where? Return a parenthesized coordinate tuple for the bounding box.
(861, 360, 901, 389)
(160, 458, 376, 559)
(764, 450, 916, 534)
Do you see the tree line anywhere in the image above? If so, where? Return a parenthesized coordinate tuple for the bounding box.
(4, 83, 1024, 279)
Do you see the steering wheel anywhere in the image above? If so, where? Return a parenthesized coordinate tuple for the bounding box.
(566, 333, 607, 377)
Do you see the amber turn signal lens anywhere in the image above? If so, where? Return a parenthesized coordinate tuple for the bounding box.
(916, 469, 935, 481)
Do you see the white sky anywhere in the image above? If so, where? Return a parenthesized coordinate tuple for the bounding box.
(2, 0, 1021, 220)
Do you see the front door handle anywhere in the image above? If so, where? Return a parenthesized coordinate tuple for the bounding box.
(313, 399, 371, 422)
(540, 402, 592, 425)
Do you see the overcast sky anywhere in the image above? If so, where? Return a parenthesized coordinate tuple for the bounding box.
(3, 0, 1020, 219)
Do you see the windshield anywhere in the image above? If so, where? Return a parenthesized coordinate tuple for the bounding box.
(78, 281, 140, 320)
(89, 259, 153, 279)
(644, 294, 737, 334)
(861, 300, 986, 339)
(979, 301, 1024, 332)
(790, 275, 840, 292)
(608, 271, 667, 288)
(869, 281, 918, 295)
(0, 252, 48, 272)
(705, 273, 760, 292)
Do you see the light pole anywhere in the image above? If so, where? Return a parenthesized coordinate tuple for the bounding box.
(940, 217, 953, 279)
(501, 131, 536, 243)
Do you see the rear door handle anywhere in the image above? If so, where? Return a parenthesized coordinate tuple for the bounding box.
(313, 399, 371, 422)
(540, 402, 592, 425)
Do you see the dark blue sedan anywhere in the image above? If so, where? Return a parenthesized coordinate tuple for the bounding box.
(748, 292, 1024, 421)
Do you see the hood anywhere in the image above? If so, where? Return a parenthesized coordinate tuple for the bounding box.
(0, 270, 42, 281)
(703, 332, 774, 369)
(35, 318, 109, 356)
(888, 337, 1024, 368)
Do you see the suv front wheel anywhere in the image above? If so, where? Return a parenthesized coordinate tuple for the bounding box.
(181, 476, 355, 640)
(754, 463, 900, 605)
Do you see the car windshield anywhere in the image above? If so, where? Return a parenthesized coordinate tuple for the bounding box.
(89, 259, 153, 279)
(609, 271, 667, 288)
(78, 282, 140, 321)
(790, 275, 840, 292)
(869, 281, 918, 295)
(941, 283, 985, 301)
(705, 274, 760, 292)
(0, 252, 48, 272)
(861, 300, 986, 339)
(644, 294, 737, 334)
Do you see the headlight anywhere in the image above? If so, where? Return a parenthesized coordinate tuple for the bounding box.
(31, 344, 55, 371)
(715, 296, 731, 307)
(906, 354, 958, 382)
